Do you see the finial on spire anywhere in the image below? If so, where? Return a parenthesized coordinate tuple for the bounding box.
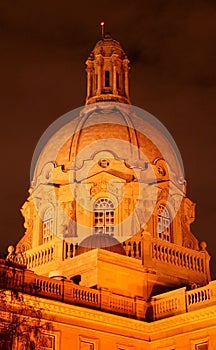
(100, 21, 105, 38)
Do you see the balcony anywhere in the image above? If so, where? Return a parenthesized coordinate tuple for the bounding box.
(0, 259, 215, 322)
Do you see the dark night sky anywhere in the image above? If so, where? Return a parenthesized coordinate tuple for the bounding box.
(1, 1, 216, 277)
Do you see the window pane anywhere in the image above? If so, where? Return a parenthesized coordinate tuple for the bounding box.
(80, 341, 94, 350)
(105, 71, 110, 87)
(42, 207, 53, 243)
(195, 342, 208, 350)
(157, 204, 171, 242)
(94, 198, 114, 234)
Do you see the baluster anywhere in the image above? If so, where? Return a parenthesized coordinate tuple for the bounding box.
(197, 291, 200, 302)
(174, 250, 178, 265)
(188, 294, 191, 305)
(133, 242, 136, 258)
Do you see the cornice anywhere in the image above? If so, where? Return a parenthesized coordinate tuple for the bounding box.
(21, 293, 216, 342)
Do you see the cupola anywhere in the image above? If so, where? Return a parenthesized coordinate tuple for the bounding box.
(85, 33, 130, 105)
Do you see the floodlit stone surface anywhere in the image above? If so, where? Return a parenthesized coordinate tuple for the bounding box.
(2, 33, 214, 350)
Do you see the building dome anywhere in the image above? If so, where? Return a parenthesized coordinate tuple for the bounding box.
(33, 101, 182, 181)
(76, 233, 126, 256)
(16, 32, 210, 297)
(27, 33, 185, 259)
(92, 33, 127, 59)
(31, 34, 183, 181)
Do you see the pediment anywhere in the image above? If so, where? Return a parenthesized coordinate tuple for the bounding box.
(81, 170, 129, 183)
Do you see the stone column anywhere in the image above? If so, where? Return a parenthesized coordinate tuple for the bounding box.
(86, 66, 91, 98)
(96, 55, 103, 95)
(142, 228, 152, 267)
(123, 58, 130, 98)
(112, 54, 118, 95)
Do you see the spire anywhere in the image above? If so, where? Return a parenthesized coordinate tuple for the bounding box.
(100, 21, 105, 38)
(85, 32, 130, 105)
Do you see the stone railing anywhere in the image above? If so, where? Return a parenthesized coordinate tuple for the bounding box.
(123, 240, 142, 259)
(21, 235, 210, 289)
(22, 238, 79, 268)
(63, 241, 78, 259)
(0, 259, 215, 322)
(24, 245, 55, 268)
(151, 238, 208, 274)
(0, 260, 25, 292)
(123, 234, 210, 286)
(151, 287, 186, 320)
(69, 284, 100, 308)
(151, 281, 216, 320)
(186, 281, 216, 311)
(101, 289, 134, 318)
(23, 238, 65, 268)
(0, 260, 146, 320)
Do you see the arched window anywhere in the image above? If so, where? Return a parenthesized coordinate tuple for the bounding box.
(94, 198, 114, 235)
(42, 207, 53, 243)
(157, 204, 172, 242)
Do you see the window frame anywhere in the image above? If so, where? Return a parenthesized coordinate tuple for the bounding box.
(94, 198, 115, 235)
(191, 337, 208, 350)
(42, 207, 54, 244)
(157, 204, 172, 242)
(79, 336, 99, 350)
(105, 70, 110, 87)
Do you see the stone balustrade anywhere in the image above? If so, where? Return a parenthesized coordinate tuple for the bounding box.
(24, 243, 55, 268)
(123, 235, 210, 285)
(0, 260, 145, 319)
(69, 284, 100, 308)
(64, 241, 78, 259)
(151, 238, 207, 274)
(101, 288, 136, 318)
(1, 259, 215, 322)
(20, 235, 210, 289)
(123, 241, 142, 259)
(186, 281, 216, 311)
(151, 281, 216, 320)
(151, 287, 186, 320)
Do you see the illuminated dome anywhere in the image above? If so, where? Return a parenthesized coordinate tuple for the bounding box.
(32, 33, 183, 181)
(32, 102, 182, 182)
(93, 33, 127, 59)
(16, 32, 209, 297)
(28, 33, 185, 257)
(76, 233, 126, 256)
